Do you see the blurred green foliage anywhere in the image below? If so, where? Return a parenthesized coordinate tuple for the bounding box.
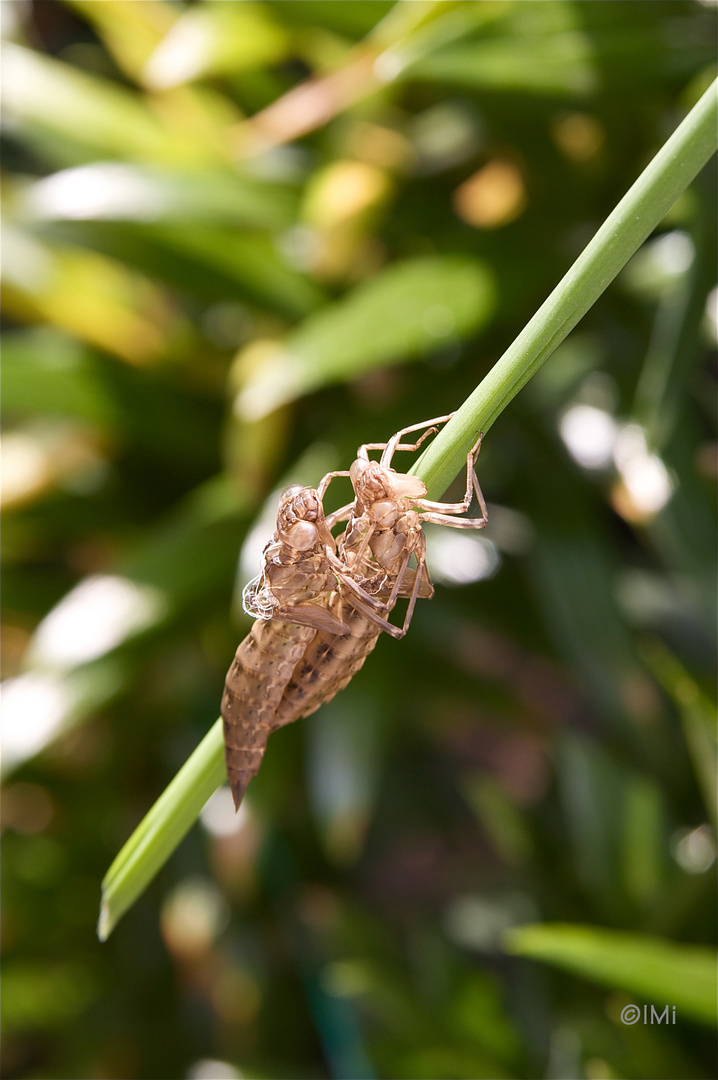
(1, 2, 716, 1079)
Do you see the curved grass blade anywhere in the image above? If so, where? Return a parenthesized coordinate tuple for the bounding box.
(503, 923, 717, 1026)
(98, 718, 225, 941)
(99, 78, 717, 939)
(413, 78, 718, 500)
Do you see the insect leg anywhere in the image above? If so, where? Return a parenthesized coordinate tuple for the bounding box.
(326, 537, 429, 640)
(357, 414, 453, 466)
(324, 501, 354, 532)
(393, 531, 429, 636)
(333, 582, 407, 639)
(322, 548, 411, 638)
(316, 470, 351, 499)
(324, 546, 388, 614)
(356, 533, 428, 638)
(347, 519, 378, 571)
(376, 540, 414, 612)
(360, 423, 440, 463)
(377, 414, 456, 465)
(413, 433, 488, 524)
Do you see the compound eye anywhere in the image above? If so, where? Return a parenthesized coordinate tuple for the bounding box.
(280, 484, 304, 501)
(351, 459, 387, 501)
(285, 521, 318, 551)
(349, 458, 369, 485)
(299, 490, 320, 520)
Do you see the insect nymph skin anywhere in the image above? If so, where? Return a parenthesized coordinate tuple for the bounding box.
(272, 416, 488, 728)
(221, 485, 349, 810)
(223, 415, 488, 810)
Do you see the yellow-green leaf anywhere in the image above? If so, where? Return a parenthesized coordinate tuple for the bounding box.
(503, 923, 717, 1025)
(236, 255, 495, 419)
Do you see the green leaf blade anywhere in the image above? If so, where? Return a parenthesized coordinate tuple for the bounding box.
(503, 923, 717, 1026)
(98, 718, 226, 942)
(236, 255, 496, 420)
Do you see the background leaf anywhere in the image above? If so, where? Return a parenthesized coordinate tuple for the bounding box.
(504, 923, 717, 1025)
(236, 255, 495, 419)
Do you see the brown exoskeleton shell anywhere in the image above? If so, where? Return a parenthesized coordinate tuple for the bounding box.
(272, 415, 488, 728)
(221, 484, 350, 809)
(222, 415, 489, 810)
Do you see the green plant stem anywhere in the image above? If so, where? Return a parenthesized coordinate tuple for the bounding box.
(99, 78, 717, 941)
(414, 78, 718, 500)
(98, 718, 225, 941)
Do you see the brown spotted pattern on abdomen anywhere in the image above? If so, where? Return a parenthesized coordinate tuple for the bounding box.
(272, 599, 382, 728)
(221, 618, 316, 808)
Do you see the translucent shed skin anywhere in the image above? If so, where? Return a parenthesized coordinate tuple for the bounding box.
(273, 416, 487, 727)
(221, 485, 350, 809)
(222, 416, 488, 810)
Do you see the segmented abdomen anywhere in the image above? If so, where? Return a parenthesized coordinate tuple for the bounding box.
(272, 597, 381, 728)
(222, 618, 316, 808)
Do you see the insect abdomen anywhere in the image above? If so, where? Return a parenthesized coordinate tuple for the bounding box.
(272, 601, 381, 727)
(221, 618, 316, 808)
